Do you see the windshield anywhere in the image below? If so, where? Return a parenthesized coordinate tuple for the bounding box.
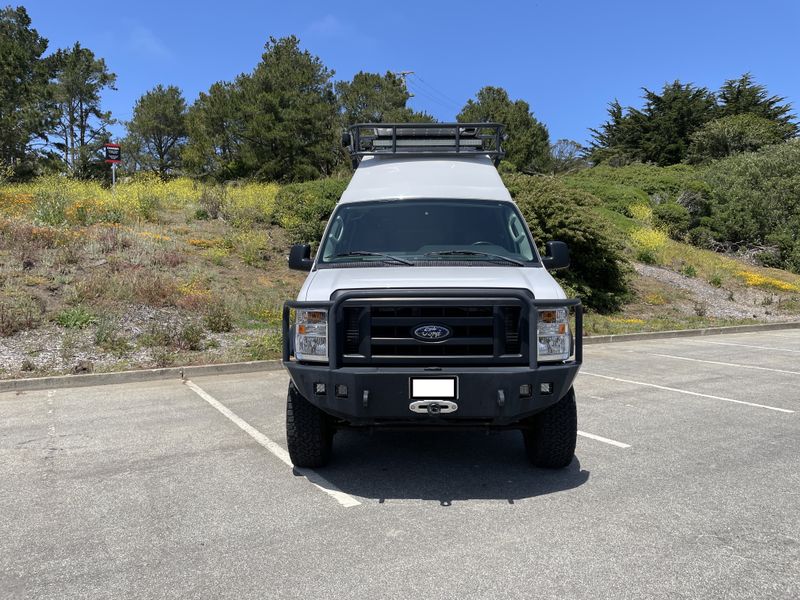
(318, 199, 538, 266)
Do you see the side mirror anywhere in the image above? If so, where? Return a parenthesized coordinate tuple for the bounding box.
(288, 244, 313, 271)
(541, 241, 570, 271)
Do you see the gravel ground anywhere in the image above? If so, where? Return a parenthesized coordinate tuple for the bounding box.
(634, 263, 794, 321)
(0, 305, 269, 377)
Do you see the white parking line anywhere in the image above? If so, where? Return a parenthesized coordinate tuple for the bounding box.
(688, 340, 800, 353)
(649, 353, 800, 376)
(752, 331, 800, 340)
(183, 379, 361, 508)
(581, 372, 794, 414)
(577, 431, 631, 448)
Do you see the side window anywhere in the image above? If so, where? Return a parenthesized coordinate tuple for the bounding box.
(323, 215, 344, 260)
(508, 213, 534, 260)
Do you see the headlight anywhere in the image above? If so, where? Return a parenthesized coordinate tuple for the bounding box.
(538, 308, 571, 361)
(295, 309, 328, 362)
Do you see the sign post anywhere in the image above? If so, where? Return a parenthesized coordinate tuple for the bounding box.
(104, 143, 122, 190)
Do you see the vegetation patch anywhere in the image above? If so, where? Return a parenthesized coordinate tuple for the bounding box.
(55, 306, 97, 329)
(736, 271, 800, 293)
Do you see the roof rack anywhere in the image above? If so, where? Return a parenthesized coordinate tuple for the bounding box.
(344, 122, 506, 167)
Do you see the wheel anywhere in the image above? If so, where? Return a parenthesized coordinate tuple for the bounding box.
(522, 387, 577, 468)
(286, 383, 334, 468)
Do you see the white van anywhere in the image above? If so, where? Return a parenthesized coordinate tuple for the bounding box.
(282, 123, 582, 468)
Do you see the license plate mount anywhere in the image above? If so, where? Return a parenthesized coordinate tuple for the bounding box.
(409, 377, 458, 400)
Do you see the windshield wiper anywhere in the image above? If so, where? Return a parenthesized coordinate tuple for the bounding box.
(333, 251, 414, 265)
(423, 250, 525, 267)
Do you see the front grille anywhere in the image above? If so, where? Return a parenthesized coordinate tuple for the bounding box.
(339, 301, 527, 366)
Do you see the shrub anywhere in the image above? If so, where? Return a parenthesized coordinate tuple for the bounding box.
(563, 163, 708, 213)
(198, 186, 225, 220)
(653, 202, 691, 239)
(273, 178, 348, 244)
(630, 227, 667, 264)
(628, 203, 653, 223)
(176, 324, 205, 351)
(702, 140, 800, 272)
(140, 323, 173, 347)
(56, 306, 96, 329)
(222, 183, 280, 227)
(248, 332, 282, 360)
(687, 114, 788, 163)
(32, 182, 69, 225)
(95, 319, 132, 355)
(234, 231, 271, 266)
(94, 224, 131, 253)
(503, 174, 631, 312)
(0, 295, 44, 336)
(687, 226, 716, 249)
(140, 321, 206, 350)
(205, 303, 234, 333)
(201, 247, 229, 265)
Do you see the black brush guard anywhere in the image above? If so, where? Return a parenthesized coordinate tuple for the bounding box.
(281, 290, 582, 426)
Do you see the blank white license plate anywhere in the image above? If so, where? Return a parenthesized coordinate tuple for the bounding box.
(410, 377, 458, 399)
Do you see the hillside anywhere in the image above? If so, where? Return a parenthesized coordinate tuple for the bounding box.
(1, 169, 799, 379)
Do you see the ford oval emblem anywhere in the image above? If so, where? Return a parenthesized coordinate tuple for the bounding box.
(412, 324, 452, 342)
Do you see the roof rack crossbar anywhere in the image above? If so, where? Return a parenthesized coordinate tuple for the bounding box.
(345, 122, 506, 167)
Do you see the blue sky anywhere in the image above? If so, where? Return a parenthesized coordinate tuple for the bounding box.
(21, 0, 800, 145)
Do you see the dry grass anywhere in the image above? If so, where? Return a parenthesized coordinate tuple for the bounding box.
(0, 177, 305, 377)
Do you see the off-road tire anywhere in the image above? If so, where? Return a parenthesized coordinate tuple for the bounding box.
(522, 387, 577, 468)
(286, 383, 334, 468)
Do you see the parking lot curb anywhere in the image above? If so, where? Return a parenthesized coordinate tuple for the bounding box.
(0, 360, 283, 394)
(584, 321, 800, 345)
(3, 321, 799, 393)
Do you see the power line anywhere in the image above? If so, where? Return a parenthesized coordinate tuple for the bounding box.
(405, 80, 458, 113)
(410, 73, 462, 109)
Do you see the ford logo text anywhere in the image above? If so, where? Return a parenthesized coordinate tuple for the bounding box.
(412, 324, 452, 342)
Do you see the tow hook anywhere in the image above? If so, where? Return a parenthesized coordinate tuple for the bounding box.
(409, 400, 458, 414)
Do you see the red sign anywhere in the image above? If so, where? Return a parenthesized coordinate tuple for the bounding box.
(104, 143, 121, 164)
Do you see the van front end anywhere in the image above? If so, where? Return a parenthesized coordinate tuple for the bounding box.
(282, 289, 582, 428)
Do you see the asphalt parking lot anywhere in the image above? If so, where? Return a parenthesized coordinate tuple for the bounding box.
(2, 330, 799, 599)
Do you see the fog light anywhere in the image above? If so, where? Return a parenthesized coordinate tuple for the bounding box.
(335, 384, 348, 398)
(540, 382, 553, 395)
(519, 384, 532, 398)
(314, 382, 326, 395)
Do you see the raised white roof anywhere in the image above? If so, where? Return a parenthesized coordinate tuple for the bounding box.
(339, 155, 513, 203)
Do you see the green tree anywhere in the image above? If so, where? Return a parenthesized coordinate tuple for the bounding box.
(590, 81, 716, 166)
(687, 113, 786, 163)
(0, 6, 52, 178)
(184, 81, 245, 180)
(717, 73, 797, 137)
(458, 87, 550, 173)
(237, 35, 338, 181)
(587, 100, 644, 166)
(126, 84, 187, 177)
(335, 71, 433, 125)
(48, 42, 116, 178)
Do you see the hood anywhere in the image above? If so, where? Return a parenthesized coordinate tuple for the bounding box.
(298, 266, 567, 301)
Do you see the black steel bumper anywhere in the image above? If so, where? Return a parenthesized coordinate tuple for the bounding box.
(282, 289, 582, 426)
(284, 362, 580, 426)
